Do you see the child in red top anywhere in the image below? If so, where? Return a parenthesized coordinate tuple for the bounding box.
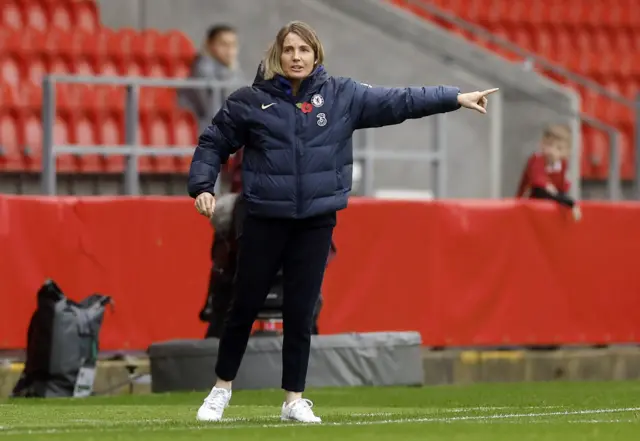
(516, 124, 581, 221)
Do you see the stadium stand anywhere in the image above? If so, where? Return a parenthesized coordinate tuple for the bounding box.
(390, 0, 638, 181)
(0, 0, 198, 175)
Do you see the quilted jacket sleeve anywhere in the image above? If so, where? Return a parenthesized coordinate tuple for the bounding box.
(187, 89, 249, 198)
(348, 79, 461, 130)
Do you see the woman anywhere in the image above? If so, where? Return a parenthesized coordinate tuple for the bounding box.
(188, 21, 498, 423)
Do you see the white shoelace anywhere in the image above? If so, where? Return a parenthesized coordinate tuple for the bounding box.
(289, 398, 316, 416)
(204, 389, 228, 412)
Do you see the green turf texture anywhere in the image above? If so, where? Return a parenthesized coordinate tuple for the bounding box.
(1, 381, 639, 440)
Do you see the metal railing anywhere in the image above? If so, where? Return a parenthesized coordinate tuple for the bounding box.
(40, 75, 459, 198)
(42, 76, 244, 195)
(407, 0, 633, 200)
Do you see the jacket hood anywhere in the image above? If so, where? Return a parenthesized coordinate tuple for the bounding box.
(252, 63, 265, 85)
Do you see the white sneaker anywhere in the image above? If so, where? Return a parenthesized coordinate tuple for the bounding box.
(196, 387, 232, 422)
(281, 398, 322, 423)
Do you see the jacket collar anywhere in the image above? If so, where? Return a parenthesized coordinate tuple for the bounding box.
(253, 64, 328, 100)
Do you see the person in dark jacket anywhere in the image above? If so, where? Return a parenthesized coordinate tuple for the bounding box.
(178, 24, 245, 132)
(189, 21, 498, 423)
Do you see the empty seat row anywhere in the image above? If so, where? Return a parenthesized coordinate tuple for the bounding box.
(0, 111, 198, 173)
(0, 79, 235, 117)
(389, 0, 638, 180)
(491, 27, 640, 55)
(1, 0, 99, 33)
(429, 0, 640, 27)
(0, 55, 191, 87)
(0, 28, 196, 65)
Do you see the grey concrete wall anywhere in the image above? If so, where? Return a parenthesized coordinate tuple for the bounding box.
(95, 0, 578, 198)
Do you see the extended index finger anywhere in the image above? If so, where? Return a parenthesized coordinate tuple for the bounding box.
(481, 88, 499, 96)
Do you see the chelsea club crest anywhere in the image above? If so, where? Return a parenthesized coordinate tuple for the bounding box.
(311, 94, 324, 108)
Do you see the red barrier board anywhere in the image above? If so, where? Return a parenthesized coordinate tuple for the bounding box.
(1, 195, 640, 350)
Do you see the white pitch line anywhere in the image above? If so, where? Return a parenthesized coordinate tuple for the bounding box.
(0, 406, 638, 435)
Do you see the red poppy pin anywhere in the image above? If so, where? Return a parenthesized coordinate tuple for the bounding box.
(300, 102, 313, 114)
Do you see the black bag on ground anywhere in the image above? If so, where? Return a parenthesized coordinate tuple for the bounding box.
(11, 279, 112, 398)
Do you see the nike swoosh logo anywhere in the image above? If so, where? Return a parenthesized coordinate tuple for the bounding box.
(261, 103, 276, 110)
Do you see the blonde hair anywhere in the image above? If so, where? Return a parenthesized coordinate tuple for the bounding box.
(262, 21, 325, 80)
(543, 124, 571, 144)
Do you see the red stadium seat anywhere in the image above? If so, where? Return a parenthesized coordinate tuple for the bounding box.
(532, 28, 555, 60)
(1, 2, 24, 31)
(133, 29, 163, 62)
(23, 2, 48, 33)
(155, 89, 176, 113)
(95, 58, 119, 77)
(0, 57, 21, 87)
(42, 29, 72, 60)
(73, 57, 95, 76)
(623, 79, 640, 101)
(602, 79, 632, 125)
(48, 2, 73, 31)
(21, 111, 74, 173)
(58, 84, 96, 115)
(94, 85, 125, 113)
(71, 1, 99, 33)
(0, 29, 9, 54)
(65, 30, 89, 60)
(611, 29, 633, 53)
(0, 111, 23, 171)
(585, 127, 610, 180)
(173, 111, 197, 173)
(99, 114, 126, 173)
(19, 81, 43, 112)
(171, 60, 191, 78)
(108, 28, 137, 61)
(142, 114, 175, 172)
(121, 60, 143, 77)
(509, 28, 534, 52)
(26, 57, 48, 87)
(0, 83, 18, 110)
(83, 28, 112, 62)
(145, 60, 169, 78)
(54, 116, 76, 172)
(48, 56, 72, 75)
(162, 30, 196, 64)
(70, 115, 102, 172)
(22, 112, 42, 170)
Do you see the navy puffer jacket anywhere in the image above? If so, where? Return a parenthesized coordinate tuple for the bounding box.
(188, 65, 461, 219)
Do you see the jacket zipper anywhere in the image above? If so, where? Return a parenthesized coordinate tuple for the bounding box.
(294, 103, 303, 217)
(291, 83, 310, 218)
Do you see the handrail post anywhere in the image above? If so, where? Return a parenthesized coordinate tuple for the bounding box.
(362, 129, 375, 196)
(41, 77, 56, 195)
(434, 114, 447, 198)
(608, 129, 622, 201)
(489, 91, 503, 198)
(124, 84, 140, 195)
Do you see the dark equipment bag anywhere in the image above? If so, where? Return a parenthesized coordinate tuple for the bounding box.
(11, 279, 112, 398)
(200, 195, 333, 338)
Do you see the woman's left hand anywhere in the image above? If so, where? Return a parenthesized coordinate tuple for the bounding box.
(457, 88, 499, 114)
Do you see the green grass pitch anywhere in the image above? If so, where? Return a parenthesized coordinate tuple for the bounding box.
(1, 381, 639, 440)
